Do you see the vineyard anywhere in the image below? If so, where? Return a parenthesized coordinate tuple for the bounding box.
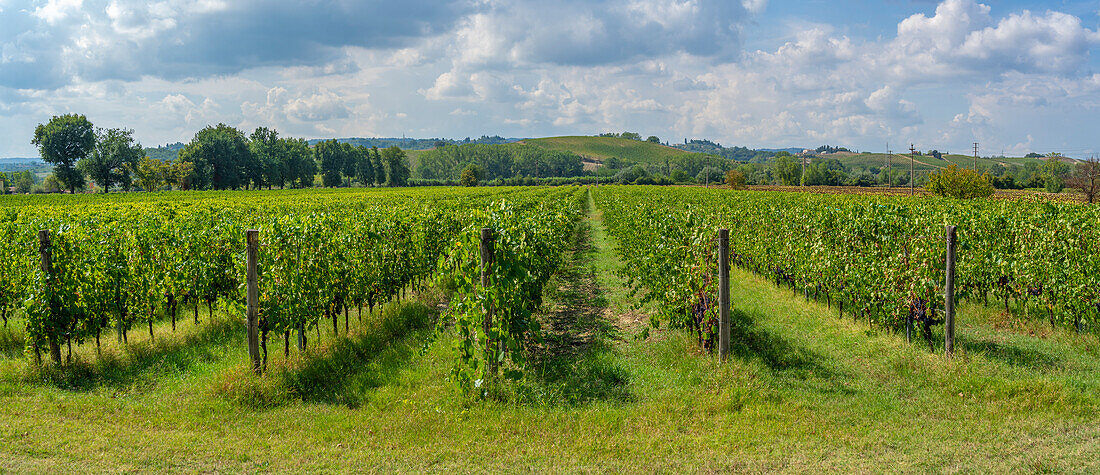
(596, 186, 1100, 348)
(0, 185, 1098, 471)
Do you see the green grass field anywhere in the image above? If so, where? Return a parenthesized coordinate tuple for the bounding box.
(523, 136, 691, 164)
(0, 189, 1097, 471)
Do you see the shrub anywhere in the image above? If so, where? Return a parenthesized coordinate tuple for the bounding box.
(724, 170, 747, 190)
(926, 164, 994, 198)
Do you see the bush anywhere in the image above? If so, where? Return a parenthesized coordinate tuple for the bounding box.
(926, 165, 994, 198)
(724, 170, 747, 190)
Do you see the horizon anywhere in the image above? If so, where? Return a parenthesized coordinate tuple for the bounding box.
(1, 0, 1098, 158)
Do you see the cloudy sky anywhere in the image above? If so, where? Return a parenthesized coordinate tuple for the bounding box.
(1, 0, 1099, 157)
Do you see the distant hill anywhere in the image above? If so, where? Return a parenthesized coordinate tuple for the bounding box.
(0, 157, 46, 173)
(523, 136, 692, 164)
(308, 136, 522, 150)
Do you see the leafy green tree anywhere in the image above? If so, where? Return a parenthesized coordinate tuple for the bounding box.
(646, 136, 661, 144)
(370, 146, 385, 186)
(774, 154, 801, 185)
(724, 170, 747, 190)
(315, 139, 345, 188)
(168, 160, 195, 190)
(696, 166, 723, 185)
(926, 164, 994, 198)
(341, 143, 358, 186)
(284, 138, 316, 188)
(620, 132, 642, 141)
(249, 127, 285, 189)
(460, 164, 484, 186)
(32, 114, 95, 193)
(383, 146, 410, 187)
(178, 124, 251, 190)
(78, 128, 142, 193)
(133, 157, 169, 192)
(14, 171, 34, 193)
(1043, 159, 1071, 193)
(355, 146, 375, 186)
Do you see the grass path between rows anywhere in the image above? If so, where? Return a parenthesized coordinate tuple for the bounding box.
(0, 188, 1098, 471)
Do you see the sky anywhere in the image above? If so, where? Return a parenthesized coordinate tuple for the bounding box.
(1, 0, 1099, 158)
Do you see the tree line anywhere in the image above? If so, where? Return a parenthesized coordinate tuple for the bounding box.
(20, 114, 411, 194)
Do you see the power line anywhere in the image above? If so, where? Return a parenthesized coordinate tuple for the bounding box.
(973, 142, 979, 170)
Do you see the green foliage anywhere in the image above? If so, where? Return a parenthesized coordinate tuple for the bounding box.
(32, 114, 95, 193)
(724, 170, 747, 190)
(383, 146, 410, 187)
(79, 128, 142, 193)
(416, 143, 583, 180)
(459, 164, 483, 186)
(438, 191, 584, 394)
(133, 157, 169, 192)
(774, 155, 801, 185)
(315, 139, 346, 188)
(178, 124, 252, 190)
(646, 136, 660, 144)
(926, 164, 994, 198)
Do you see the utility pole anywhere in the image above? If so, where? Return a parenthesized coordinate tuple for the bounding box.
(801, 153, 806, 186)
(886, 142, 891, 188)
(973, 142, 979, 170)
(909, 144, 916, 196)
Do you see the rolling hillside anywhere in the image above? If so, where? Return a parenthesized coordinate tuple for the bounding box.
(522, 136, 694, 164)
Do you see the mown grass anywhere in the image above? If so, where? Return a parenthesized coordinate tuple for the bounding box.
(0, 191, 1097, 471)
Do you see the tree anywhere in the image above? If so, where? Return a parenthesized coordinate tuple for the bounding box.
(178, 124, 251, 190)
(355, 146, 375, 187)
(1042, 158, 1071, 193)
(32, 114, 95, 193)
(926, 164, 994, 198)
(341, 143, 358, 186)
(1067, 157, 1100, 203)
(620, 132, 642, 141)
(928, 150, 943, 160)
(14, 171, 34, 194)
(696, 166, 723, 185)
(132, 157, 169, 192)
(42, 174, 63, 193)
(315, 139, 345, 188)
(249, 127, 284, 189)
(78, 128, 142, 193)
(370, 147, 385, 186)
(724, 170, 747, 190)
(774, 154, 801, 186)
(284, 138, 316, 188)
(646, 136, 661, 144)
(168, 160, 195, 190)
(460, 164, 484, 186)
(383, 146, 410, 187)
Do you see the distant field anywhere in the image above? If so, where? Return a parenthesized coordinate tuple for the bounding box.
(744, 184, 1085, 203)
(830, 152, 1049, 172)
(523, 136, 691, 164)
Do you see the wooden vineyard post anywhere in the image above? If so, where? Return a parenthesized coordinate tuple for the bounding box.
(246, 229, 261, 374)
(945, 225, 957, 358)
(37, 230, 55, 364)
(480, 228, 496, 376)
(718, 229, 730, 361)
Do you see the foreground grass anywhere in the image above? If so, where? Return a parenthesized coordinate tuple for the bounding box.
(0, 193, 1098, 471)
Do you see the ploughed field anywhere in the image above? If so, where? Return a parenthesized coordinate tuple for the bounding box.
(0, 185, 1097, 471)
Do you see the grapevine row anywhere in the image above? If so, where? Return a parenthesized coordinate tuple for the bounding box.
(595, 186, 1100, 348)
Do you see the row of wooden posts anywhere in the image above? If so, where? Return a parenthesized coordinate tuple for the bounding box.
(713, 225, 958, 361)
(242, 225, 958, 373)
(32, 222, 956, 370)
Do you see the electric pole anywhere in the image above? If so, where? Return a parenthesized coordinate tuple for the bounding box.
(801, 153, 806, 187)
(886, 142, 891, 188)
(973, 142, 979, 170)
(909, 144, 916, 196)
